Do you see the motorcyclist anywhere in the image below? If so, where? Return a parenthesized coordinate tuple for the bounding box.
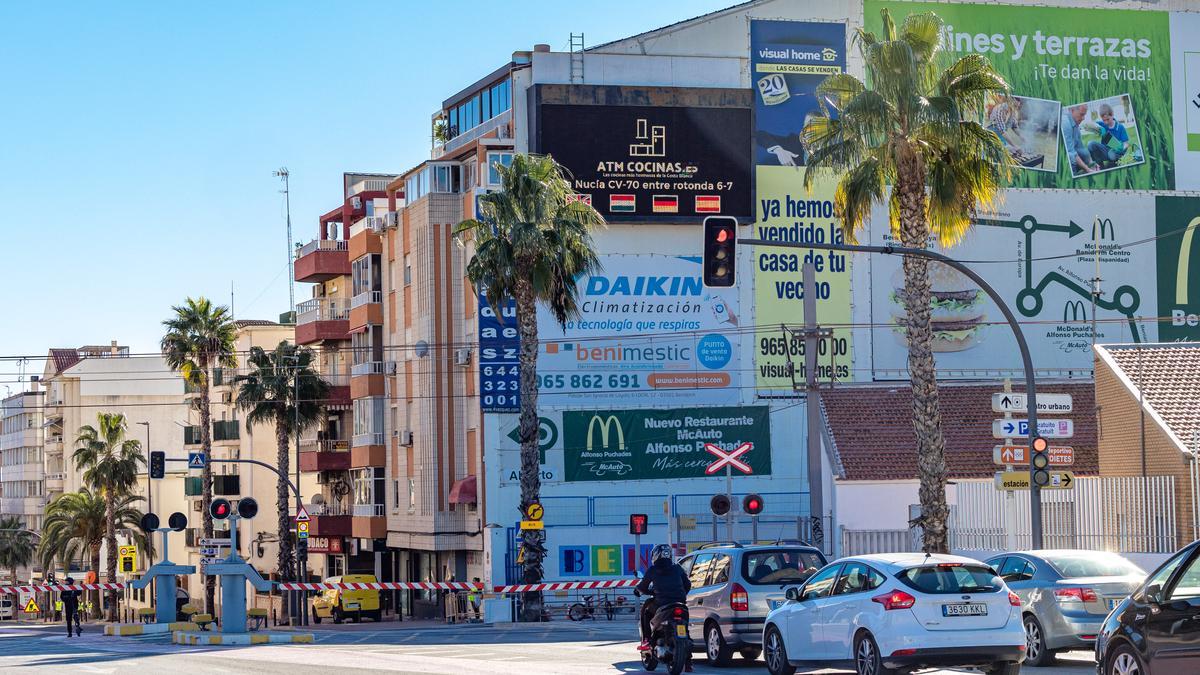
(634, 544, 692, 669)
(60, 577, 82, 637)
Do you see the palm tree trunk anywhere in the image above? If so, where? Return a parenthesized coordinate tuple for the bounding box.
(90, 543, 102, 620)
(276, 421, 294, 620)
(513, 278, 545, 622)
(200, 359, 216, 615)
(895, 143, 950, 554)
(104, 492, 118, 622)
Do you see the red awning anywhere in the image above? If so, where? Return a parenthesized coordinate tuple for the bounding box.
(448, 475, 477, 505)
(348, 324, 369, 334)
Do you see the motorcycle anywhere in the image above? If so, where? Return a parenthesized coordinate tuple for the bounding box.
(639, 600, 692, 675)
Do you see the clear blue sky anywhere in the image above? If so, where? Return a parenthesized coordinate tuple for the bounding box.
(0, 1, 731, 373)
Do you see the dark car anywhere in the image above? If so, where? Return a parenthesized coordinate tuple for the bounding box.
(1095, 540, 1200, 674)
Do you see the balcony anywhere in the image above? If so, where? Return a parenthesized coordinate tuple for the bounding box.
(213, 420, 239, 446)
(309, 511, 352, 537)
(350, 290, 382, 309)
(350, 361, 386, 398)
(45, 436, 64, 456)
(348, 222, 383, 262)
(298, 439, 351, 472)
(352, 504, 386, 539)
(296, 298, 350, 346)
(294, 239, 350, 283)
(45, 473, 64, 492)
(349, 290, 383, 328)
(211, 367, 239, 389)
(184, 426, 202, 445)
(350, 436, 386, 469)
(321, 373, 351, 409)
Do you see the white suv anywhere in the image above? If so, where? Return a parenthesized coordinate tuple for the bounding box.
(763, 553, 1026, 675)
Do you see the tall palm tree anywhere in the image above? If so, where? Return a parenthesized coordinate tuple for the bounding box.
(802, 9, 1011, 552)
(0, 516, 35, 584)
(235, 341, 330, 613)
(161, 297, 237, 614)
(39, 489, 145, 619)
(456, 153, 604, 619)
(74, 412, 145, 621)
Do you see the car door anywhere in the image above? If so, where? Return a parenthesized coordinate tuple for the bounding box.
(823, 562, 886, 660)
(685, 553, 714, 641)
(996, 556, 1037, 603)
(1144, 547, 1200, 673)
(785, 563, 842, 661)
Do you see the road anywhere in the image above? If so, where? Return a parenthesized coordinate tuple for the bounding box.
(0, 620, 1096, 674)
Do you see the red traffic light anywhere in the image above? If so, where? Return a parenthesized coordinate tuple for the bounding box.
(716, 228, 730, 243)
(629, 513, 649, 536)
(703, 217, 738, 288)
(210, 498, 231, 520)
(742, 494, 764, 516)
(1032, 436, 1049, 453)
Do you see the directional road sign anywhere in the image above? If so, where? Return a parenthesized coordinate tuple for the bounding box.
(995, 470, 1075, 491)
(187, 452, 207, 469)
(199, 547, 221, 557)
(704, 442, 753, 475)
(199, 538, 231, 547)
(992, 445, 1075, 466)
(991, 393, 1073, 414)
(992, 419, 1074, 439)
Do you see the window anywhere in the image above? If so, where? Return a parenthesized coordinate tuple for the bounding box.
(486, 152, 514, 187)
(898, 564, 1002, 595)
(408, 477, 416, 511)
(710, 554, 731, 585)
(1044, 552, 1143, 579)
(404, 255, 412, 285)
(1168, 554, 1200, 600)
(678, 555, 694, 578)
(688, 553, 714, 588)
(834, 562, 884, 595)
(998, 557, 1035, 583)
(743, 549, 827, 586)
(392, 478, 400, 512)
(800, 564, 842, 601)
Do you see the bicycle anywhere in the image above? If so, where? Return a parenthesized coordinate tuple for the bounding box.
(568, 593, 615, 621)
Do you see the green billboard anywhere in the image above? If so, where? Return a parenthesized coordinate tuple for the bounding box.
(864, 1, 1172, 190)
(562, 406, 771, 482)
(1157, 196, 1200, 341)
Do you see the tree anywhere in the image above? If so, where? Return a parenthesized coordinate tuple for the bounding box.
(39, 489, 145, 619)
(0, 516, 35, 584)
(235, 341, 330, 617)
(802, 9, 1011, 552)
(161, 297, 238, 613)
(456, 153, 604, 619)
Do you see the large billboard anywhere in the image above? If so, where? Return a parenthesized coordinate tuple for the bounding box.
(537, 254, 741, 406)
(1156, 196, 1200, 342)
(478, 294, 520, 413)
(1171, 13, 1200, 190)
(865, 1, 1173, 191)
(750, 20, 854, 389)
(536, 103, 752, 222)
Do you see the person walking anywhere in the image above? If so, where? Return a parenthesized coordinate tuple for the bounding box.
(60, 577, 82, 637)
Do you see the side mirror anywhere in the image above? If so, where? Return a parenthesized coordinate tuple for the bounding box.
(785, 587, 801, 602)
(1145, 584, 1163, 604)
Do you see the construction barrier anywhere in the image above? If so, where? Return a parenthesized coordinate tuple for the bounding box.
(0, 583, 125, 593)
(492, 579, 639, 594)
(275, 579, 640, 594)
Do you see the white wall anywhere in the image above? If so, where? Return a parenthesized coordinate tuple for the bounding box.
(836, 480, 962, 531)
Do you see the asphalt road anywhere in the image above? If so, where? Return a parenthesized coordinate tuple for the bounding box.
(0, 620, 1097, 674)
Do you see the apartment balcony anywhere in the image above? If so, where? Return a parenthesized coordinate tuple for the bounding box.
(349, 290, 383, 328)
(348, 220, 383, 262)
(319, 373, 352, 409)
(294, 239, 350, 283)
(310, 513, 352, 537)
(350, 432, 386, 468)
(352, 504, 386, 540)
(211, 367, 239, 390)
(298, 439, 351, 472)
(350, 361, 386, 399)
(185, 421, 239, 446)
(296, 298, 350, 346)
(45, 472, 64, 492)
(44, 435, 64, 456)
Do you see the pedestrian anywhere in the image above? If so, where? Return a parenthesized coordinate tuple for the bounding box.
(60, 577, 82, 637)
(53, 598, 63, 622)
(468, 578, 482, 622)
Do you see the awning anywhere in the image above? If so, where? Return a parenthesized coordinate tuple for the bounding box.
(348, 324, 369, 334)
(448, 475, 477, 505)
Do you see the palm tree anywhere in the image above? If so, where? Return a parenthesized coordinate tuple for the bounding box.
(74, 412, 145, 621)
(39, 489, 145, 620)
(161, 297, 237, 614)
(235, 341, 330, 614)
(0, 516, 35, 584)
(456, 153, 604, 619)
(802, 9, 1011, 553)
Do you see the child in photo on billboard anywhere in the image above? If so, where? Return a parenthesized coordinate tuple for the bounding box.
(1085, 103, 1130, 169)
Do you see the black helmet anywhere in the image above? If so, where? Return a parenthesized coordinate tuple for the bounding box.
(651, 544, 673, 565)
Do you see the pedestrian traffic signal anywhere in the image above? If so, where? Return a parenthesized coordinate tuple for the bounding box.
(168, 511, 188, 531)
(743, 494, 765, 516)
(710, 494, 731, 517)
(210, 498, 232, 520)
(139, 513, 160, 532)
(1031, 435, 1050, 486)
(629, 513, 649, 536)
(702, 216, 738, 288)
(237, 497, 258, 520)
(149, 450, 165, 479)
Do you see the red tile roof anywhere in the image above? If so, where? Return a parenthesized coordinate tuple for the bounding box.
(821, 382, 1097, 481)
(1096, 343, 1200, 451)
(48, 348, 81, 374)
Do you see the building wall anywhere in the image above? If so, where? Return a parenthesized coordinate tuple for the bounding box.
(1, 390, 45, 579)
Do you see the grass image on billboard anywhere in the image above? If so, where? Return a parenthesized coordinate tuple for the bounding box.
(864, 1, 1172, 190)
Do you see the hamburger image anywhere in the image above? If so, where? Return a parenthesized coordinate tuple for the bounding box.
(890, 264, 987, 352)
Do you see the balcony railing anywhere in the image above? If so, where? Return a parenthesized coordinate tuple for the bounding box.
(295, 239, 348, 259)
(352, 503, 386, 517)
(352, 432, 385, 447)
(349, 216, 386, 237)
(45, 472, 64, 482)
(351, 361, 384, 377)
(350, 290, 382, 309)
(184, 426, 201, 445)
(349, 179, 390, 195)
(296, 298, 350, 325)
(213, 420, 240, 442)
(311, 502, 352, 517)
(299, 438, 350, 453)
(440, 111, 512, 156)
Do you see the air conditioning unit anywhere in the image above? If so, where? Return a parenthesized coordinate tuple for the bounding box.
(453, 348, 472, 366)
(351, 196, 362, 209)
(316, 471, 331, 485)
(366, 216, 385, 232)
(384, 212, 399, 228)
(400, 430, 414, 446)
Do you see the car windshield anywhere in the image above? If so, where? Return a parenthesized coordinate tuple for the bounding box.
(742, 549, 826, 585)
(898, 564, 1002, 594)
(1044, 553, 1144, 579)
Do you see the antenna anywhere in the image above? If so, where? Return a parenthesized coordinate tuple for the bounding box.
(273, 167, 294, 323)
(1091, 215, 1100, 346)
(230, 280, 235, 319)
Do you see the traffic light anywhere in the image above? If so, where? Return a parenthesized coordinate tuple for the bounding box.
(629, 513, 649, 536)
(702, 216, 738, 287)
(237, 497, 258, 520)
(149, 451, 165, 479)
(139, 513, 160, 532)
(743, 494, 765, 516)
(1031, 436, 1050, 487)
(168, 512, 188, 531)
(710, 494, 731, 517)
(210, 498, 232, 520)
(121, 555, 134, 573)
(296, 537, 308, 557)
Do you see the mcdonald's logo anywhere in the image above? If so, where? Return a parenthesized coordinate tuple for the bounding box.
(1063, 300, 1087, 323)
(586, 415, 625, 452)
(1092, 218, 1116, 241)
(1177, 217, 1200, 305)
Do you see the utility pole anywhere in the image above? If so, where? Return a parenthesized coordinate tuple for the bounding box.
(800, 263, 830, 551)
(275, 168, 294, 319)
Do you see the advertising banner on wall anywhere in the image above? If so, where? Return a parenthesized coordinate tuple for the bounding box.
(1170, 13, 1200, 190)
(750, 19, 854, 389)
(1156, 196, 1200, 341)
(478, 294, 520, 413)
(537, 103, 752, 222)
(865, 1, 1173, 191)
(869, 191, 1158, 377)
(561, 406, 771, 482)
(537, 254, 741, 406)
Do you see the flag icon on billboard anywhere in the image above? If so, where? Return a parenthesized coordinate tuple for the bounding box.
(652, 195, 678, 213)
(695, 195, 721, 213)
(609, 194, 636, 212)
(569, 193, 592, 205)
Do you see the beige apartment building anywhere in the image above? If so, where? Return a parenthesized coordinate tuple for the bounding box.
(1, 385, 45, 581)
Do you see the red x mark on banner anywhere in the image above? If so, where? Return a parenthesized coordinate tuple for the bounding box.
(704, 442, 753, 475)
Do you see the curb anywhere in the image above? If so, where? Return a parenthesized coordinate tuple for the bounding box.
(104, 621, 198, 636)
(172, 630, 314, 645)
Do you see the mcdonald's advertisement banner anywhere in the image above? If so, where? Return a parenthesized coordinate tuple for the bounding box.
(561, 406, 771, 482)
(1157, 196, 1200, 341)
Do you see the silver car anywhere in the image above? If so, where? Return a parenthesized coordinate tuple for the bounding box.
(983, 549, 1145, 666)
(678, 543, 826, 666)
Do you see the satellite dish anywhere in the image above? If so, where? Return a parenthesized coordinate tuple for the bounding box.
(311, 494, 326, 505)
(415, 340, 429, 358)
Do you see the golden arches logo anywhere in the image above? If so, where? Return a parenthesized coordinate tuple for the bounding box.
(585, 415, 625, 451)
(1063, 300, 1087, 323)
(1177, 217, 1200, 305)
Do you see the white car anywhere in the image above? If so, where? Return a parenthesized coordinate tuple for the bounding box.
(762, 553, 1026, 675)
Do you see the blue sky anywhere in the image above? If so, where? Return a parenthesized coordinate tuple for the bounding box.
(0, 1, 730, 375)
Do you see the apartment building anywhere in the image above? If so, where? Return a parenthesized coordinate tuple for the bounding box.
(1, 385, 45, 580)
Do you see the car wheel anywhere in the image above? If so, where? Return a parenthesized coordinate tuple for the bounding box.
(1106, 643, 1145, 675)
(854, 631, 899, 675)
(705, 622, 733, 667)
(333, 609, 343, 624)
(739, 646, 762, 661)
(1023, 614, 1053, 666)
(763, 626, 795, 675)
(984, 663, 1021, 675)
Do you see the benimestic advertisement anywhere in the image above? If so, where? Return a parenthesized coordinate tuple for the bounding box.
(537, 254, 741, 406)
(1156, 196, 1200, 341)
(750, 20, 854, 389)
(536, 103, 751, 222)
(865, 1, 1173, 190)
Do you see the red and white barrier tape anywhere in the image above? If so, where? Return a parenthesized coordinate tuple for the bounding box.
(0, 583, 125, 593)
(492, 579, 639, 594)
(276, 581, 479, 592)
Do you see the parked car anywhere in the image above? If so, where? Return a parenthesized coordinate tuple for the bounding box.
(312, 574, 382, 623)
(762, 553, 1026, 675)
(984, 549, 1145, 666)
(677, 542, 827, 666)
(1096, 540, 1200, 675)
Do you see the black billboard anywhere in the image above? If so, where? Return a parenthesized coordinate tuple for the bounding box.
(536, 103, 751, 222)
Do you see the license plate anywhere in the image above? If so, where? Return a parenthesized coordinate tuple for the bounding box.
(345, 603, 359, 610)
(675, 624, 687, 637)
(1107, 598, 1121, 610)
(768, 599, 784, 611)
(942, 603, 988, 617)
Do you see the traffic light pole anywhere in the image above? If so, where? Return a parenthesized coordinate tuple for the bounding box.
(738, 238, 1044, 549)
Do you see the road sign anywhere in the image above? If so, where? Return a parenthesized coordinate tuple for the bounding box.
(519, 520, 544, 530)
(296, 521, 309, 539)
(199, 538, 231, 547)
(992, 445, 1075, 466)
(704, 442, 753, 475)
(199, 547, 220, 557)
(22, 597, 38, 613)
(296, 506, 310, 522)
(992, 419, 1074, 439)
(525, 503, 544, 521)
(187, 452, 206, 469)
(991, 393, 1073, 414)
(995, 470, 1076, 491)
